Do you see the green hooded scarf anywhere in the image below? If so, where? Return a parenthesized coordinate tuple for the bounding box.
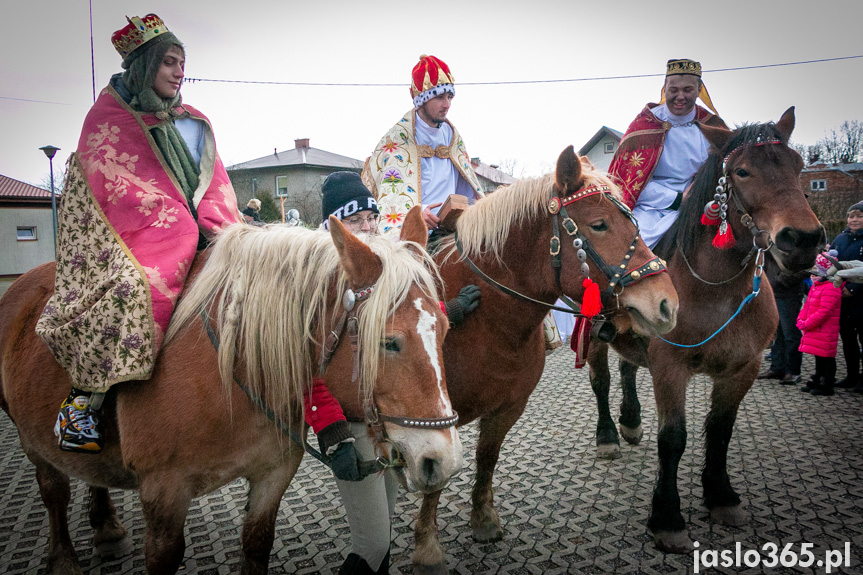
(121, 33, 200, 218)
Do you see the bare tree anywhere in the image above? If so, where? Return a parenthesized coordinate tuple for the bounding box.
(817, 120, 863, 164)
(497, 157, 526, 178)
(35, 165, 67, 193)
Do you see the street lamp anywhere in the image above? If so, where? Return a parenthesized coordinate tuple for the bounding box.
(39, 145, 60, 257)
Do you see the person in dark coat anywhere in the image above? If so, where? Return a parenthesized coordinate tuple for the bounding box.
(831, 201, 863, 391)
(758, 256, 808, 384)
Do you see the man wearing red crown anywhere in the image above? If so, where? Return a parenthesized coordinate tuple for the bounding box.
(362, 55, 484, 239)
(35, 14, 242, 454)
(608, 58, 727, 249)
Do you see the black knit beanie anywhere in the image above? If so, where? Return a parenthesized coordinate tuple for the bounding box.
(321, 172, 379, 222)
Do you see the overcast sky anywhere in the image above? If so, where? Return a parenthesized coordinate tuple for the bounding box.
(2, 0, 862, 188)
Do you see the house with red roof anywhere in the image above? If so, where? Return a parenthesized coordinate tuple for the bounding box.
(0, 174, 58, 296)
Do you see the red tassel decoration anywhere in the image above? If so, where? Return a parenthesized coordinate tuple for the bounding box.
(581, 278, 602, 318)
(712, 223, 736, 249)
(701, 201, 721, 226)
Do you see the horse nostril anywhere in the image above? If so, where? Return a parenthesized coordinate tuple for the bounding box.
(660, 299, 671, 322)
(421, 457, 440, 485)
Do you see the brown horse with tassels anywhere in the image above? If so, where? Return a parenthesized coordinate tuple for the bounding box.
(587, 108, 825, 553)
(410, 146, 680, 574)
(0, 208, 464, 575)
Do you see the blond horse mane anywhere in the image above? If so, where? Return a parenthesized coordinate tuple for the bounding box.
(166, 223, 441, 427)
(440, 162, 623, 263)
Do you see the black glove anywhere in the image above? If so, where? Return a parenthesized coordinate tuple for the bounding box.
(330, 441, 364, 482)
(317, 421, 364, 482)
(445, 284, 481, 327)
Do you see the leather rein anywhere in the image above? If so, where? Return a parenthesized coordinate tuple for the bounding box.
(454, 183, 667, 316)
(201, 282, 458, 476)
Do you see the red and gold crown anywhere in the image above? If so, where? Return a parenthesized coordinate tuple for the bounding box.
(411, 55, 454, 98)
(111, 14, 168, 59)
(666, 58, 701, 77)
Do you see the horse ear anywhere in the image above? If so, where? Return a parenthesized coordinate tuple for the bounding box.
(399, 205, 428, 250)
(698, 122, 733, 152)
(329, 215, 383, 288)
(774, 106, 796, 143)
(555, 145, 584, 196)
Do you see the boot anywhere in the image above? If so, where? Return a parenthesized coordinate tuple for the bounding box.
(835, 377, 857, 389)
(811, 376, 835, 396)
(339, 551, 390, 575)
(801, 375, 820, 393)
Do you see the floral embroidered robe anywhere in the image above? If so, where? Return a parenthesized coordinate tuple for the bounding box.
(35, 85, 241, 392)
(608, 103, 726, 209)
(362, 109, 483, 239)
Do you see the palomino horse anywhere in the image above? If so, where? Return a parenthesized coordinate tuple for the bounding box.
(410, 146, 680, 574)
(587, 108, 825, 553)
(0, 208, 463, 575)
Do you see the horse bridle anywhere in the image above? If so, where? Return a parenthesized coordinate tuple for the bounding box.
(549, 183, 667, 298)
(682, 137, 783, 286)
(201, 283, 458, 477)
(317, 284, 459, 468)
(455, 182, 667, 316)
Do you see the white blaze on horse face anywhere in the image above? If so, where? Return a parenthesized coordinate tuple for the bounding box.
(413, 298, 452, 417)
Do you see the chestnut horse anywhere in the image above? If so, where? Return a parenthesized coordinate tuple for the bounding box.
(587, 108, 825, 552)
(0, 209, 463, 575)
(410, 146, 680, 573)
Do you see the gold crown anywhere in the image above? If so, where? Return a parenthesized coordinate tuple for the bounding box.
(112, 14, 168, 58)
(666, 59, 701, 77)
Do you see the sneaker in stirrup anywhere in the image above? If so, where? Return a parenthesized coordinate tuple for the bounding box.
(54, 391, 103, 454)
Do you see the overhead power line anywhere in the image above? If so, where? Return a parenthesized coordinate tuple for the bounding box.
(185, 54, 863, 87)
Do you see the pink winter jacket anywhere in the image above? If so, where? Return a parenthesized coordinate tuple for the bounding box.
(797, 279, 842, 358)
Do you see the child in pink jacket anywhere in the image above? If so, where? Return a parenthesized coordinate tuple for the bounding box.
(798, 251, 843, 396)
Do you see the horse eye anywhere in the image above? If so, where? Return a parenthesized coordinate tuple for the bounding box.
(590, 221, 608, 232)
(735, 168, 750, 177)
(382, 337, 401, 353)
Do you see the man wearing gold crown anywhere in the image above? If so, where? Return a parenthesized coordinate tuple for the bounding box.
(608, 58, 727, 249)
(35, 14, 241, 454)
(362, 55, 484, 239)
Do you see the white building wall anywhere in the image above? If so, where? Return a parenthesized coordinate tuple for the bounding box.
(583, 134, 620, 172)
(0, 206, 55, 275)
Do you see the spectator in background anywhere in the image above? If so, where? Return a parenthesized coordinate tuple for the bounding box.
(830, 201, 863, 391)
(758, 256, 808, 385)
(242, 198, 262, 223)
(798, 252, 843, 396)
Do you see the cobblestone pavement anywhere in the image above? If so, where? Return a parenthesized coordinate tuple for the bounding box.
(3, 346, 863, 574)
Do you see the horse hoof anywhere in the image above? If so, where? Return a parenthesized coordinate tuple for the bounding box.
(619, 423, 643, 445)
(413, 562, 448, 575)
(711, 504, 748, 526)
(472, 523, 504, 543)
(596, 443, 621, 460)
(96, 536, 134, 559)
(652, 530, 693, 554)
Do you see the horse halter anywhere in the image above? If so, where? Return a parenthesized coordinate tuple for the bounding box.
(705, 137, 783, 252)
(548, 183, 667, 298)
(318, 283, 459, 470)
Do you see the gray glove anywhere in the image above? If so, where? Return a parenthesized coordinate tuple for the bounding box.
(445, 284, 481, 327)
(827, 260, 863, 286)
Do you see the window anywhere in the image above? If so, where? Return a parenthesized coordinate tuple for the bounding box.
(17, 226, 37, 241)
(276, 175, 288, 197)
(810, 179, 826, 192)
(604, 142, 615, 154)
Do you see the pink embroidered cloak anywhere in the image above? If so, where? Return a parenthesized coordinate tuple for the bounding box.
(36, 85, 241, 391)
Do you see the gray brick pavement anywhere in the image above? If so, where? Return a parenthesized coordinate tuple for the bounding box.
(2, 347, 862, 574)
